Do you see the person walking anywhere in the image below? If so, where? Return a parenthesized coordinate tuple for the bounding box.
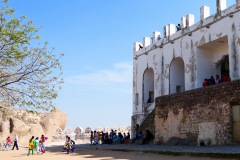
(12, 135, 19, 150)
(5, 136, 11, 151)
(66, 137, 72, 154)
(34, 137, 39, 154)
(27, 136, 35, 156)
(41, 134, 47, 152)
(94, 131, 98, 145)
(90, 131, 94, 145)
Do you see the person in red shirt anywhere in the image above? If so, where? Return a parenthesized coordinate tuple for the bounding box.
(202, 79, 208, 87)
(6, 136, 11, 150)
(41, 135, 48, 152)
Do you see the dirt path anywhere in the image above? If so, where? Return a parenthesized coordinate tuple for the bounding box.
(0, 146, 236, 160)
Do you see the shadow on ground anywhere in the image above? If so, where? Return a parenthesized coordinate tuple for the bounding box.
(45, 145, 234, 160)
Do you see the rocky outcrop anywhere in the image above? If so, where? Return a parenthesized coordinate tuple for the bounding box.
(0, 104, 68, 146)
(11, 118, 31, 136)
(40, 109, 68, 142)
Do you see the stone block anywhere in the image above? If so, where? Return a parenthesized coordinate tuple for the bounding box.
(217, 0, 227, 14)
(237, 0, 240, 8)
(133, 42, 142, 53)
(186, 14, 195, 28)
(152, 31, 161, 43)
(163, 26, 169, 38)
(143, 37, 151, 48)
(200, 6, 210, 21)
(168, 24, 176, 36)
(181, 17, 186, 29)
(198, 122, 217, 146)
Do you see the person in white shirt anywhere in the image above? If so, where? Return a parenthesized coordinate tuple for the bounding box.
(12, 135, 19, 150)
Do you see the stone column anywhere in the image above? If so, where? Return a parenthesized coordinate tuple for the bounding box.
(133, 42, 142, 53)
(186, 14, 195, 29)
(228, 23, 239, 80)
(163, 26, 169, 38)
(237, 0, 240, 8)
(200, 6, 210, 21)
(152, 31, 161, 43)
(168, 24, 176, 36)
(216, 0, 227, 15)
(143, 37, 150, 48)
(181, 17, 186, 29)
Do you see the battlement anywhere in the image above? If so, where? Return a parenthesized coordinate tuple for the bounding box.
(133, 0, 240, 58)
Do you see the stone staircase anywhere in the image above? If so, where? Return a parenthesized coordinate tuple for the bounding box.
(137, 109, 155, 144)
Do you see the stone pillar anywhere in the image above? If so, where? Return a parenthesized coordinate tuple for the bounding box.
(152, 31, 161, 43)
(216, 0, 227, 15)
(228, 23, 240, 80)
(237, 0, 240, 8)
(133, 42, 142, 53)
(163, 26, 169, 38)
(168, 24, 176, 36)
(143, 37, 150, 48)
(186, 14, 195, 29)
(200, 6, 210, 21)
(181, 17, 186, 29)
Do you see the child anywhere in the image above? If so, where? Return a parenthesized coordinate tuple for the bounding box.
(27, 136, 34, 156)
(39, 140, 45, 154)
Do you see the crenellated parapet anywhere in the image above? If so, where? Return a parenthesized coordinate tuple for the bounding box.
(133, 0, 240, 59)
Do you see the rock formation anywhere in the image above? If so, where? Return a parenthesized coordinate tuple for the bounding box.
(0, 103, 68, 146)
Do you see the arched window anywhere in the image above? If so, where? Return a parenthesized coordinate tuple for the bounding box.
(143, 68, 154, 104)
(169, 57, 185, 94)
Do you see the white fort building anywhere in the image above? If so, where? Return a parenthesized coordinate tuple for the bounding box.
(132, 0, 240, 137)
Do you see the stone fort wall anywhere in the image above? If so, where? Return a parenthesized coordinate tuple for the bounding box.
(154, 80, 240, 145)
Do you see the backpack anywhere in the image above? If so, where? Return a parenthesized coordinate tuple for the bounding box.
(70, 140, 75, 146)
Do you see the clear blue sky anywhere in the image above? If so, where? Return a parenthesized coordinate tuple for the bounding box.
(7, 0, 236, 130)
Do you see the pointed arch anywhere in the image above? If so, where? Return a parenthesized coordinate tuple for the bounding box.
(169, 57, 185, 94)
(143, 68, 154, 104)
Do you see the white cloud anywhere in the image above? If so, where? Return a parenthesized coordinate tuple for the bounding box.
(65, 62, 132, 93)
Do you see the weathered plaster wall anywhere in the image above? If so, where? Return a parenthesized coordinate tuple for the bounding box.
(132, 47, 162, 131)
(155, 80, 240, 145)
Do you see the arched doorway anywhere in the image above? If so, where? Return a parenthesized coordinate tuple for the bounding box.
(169, 57, 185, 94)
(143, 68, 154, 104)
(216, 55, 229, 80)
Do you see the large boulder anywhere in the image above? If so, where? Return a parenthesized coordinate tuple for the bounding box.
(29, 124, 45, 137)
(0, 106, 68, 146)
(12, 118, 30, 136)
(40, 109, 68, 141)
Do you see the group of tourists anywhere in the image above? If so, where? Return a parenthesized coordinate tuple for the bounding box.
(133, 130, 154, 145)
(63, 135, 75, 154)
(27, 135, 47, 156)
(202, 74, 231, 87)
(5, 135, 19, 151)
(4, 134, 47, 156)
(90, 130, 130, 145)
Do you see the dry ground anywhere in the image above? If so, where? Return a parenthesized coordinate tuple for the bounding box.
(0, 146, 236, 160)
